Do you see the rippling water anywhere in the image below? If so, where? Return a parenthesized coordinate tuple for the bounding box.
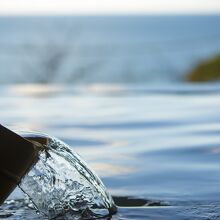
(1, 84, 220, 219)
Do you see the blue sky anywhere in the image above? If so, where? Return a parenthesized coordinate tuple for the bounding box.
(0, 0, 220, 15)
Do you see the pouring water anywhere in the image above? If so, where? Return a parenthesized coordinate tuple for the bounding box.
(20, 132, 117, 219)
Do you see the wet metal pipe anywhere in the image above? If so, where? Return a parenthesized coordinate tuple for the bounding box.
(0, 124, 44, 205)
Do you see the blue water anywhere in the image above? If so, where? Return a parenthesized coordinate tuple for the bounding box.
(1, 15, 220, 219)
(1, 84, 220, 219)
(0, 15, 220, 84)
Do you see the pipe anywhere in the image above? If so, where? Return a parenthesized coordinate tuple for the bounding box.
(0, 124, 44, 205)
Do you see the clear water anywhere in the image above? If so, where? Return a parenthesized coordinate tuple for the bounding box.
(19, 134, 116, 219)
(1, 84, 220, 219)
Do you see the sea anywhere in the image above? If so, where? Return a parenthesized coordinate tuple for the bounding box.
(0, 15, 220, 84)
(0, 15, 220, 219)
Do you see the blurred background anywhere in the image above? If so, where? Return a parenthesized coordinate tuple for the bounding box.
(0, 1, 220, 85)
(1, 1, 220, 219)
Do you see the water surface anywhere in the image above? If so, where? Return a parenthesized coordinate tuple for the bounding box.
(0, 84, 220, 219)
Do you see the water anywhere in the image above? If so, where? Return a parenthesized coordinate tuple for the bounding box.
(20, 133, 116, 219)
(1, 13, 220, 220)
(0, 15, 220, 84)
(1, 84, 220, 219)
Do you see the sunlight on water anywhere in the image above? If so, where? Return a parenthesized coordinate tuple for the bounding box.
(1, 84, 220, 219)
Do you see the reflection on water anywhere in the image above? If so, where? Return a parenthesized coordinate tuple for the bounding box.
(1, 84, 220, 219)
(90, 163, 135, 177)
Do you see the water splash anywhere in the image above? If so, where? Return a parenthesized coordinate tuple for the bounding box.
(19, 134, 117, 219)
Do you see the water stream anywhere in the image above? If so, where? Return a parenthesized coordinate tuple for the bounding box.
(19, 133, 116, 219)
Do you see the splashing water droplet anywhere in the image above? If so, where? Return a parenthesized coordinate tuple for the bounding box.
(19, 133, 117, 219)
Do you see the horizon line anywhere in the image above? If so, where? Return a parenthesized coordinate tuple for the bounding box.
(1, 12, 220, 17)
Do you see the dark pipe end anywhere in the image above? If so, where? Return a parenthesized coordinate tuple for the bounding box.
(0, 125, 41, 205)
